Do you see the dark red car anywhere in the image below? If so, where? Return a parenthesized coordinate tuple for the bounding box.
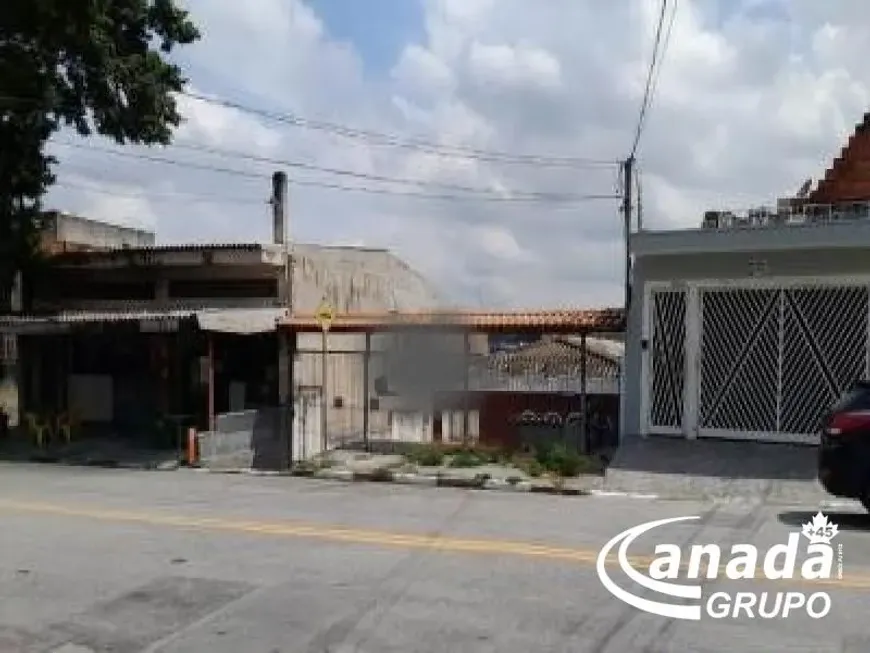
(819, 380, 870, 512)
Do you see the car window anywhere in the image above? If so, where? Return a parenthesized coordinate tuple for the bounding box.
(830, 386, 870, 412)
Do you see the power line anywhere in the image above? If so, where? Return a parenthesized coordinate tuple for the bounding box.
(51, 141, 620, 204)
(3, 90, 620, 168)
(181, 91, 620, 169)
(133, 139, 591, 200)
(628, 0, 671, 160)
(52, 179, 266, 205)
(649, 0, 679, 112)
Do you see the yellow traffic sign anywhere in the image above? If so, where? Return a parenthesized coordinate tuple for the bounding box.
(315, 300, 335, 331)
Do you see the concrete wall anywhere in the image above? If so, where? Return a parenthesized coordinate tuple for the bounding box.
(289, 245, 448, 444)
(41, 212, 155, 251)
(622, 244, 870, 438)
(635, 246, 870, 282)
(291, 244, 443, 312)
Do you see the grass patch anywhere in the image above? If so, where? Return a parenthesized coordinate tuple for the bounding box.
(514, 458, 544, 478)
(447, 448, 487, 468)
(524, 443, 604, 478)
(405, 444, 445, 467)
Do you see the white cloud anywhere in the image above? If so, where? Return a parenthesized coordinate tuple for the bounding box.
(45, 0, 870, 308)
(468, 42, 563, 90)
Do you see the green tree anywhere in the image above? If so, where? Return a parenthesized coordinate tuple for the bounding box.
(0, 0, 200, 307)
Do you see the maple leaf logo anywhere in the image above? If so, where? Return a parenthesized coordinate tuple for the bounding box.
(801, 511, 839, 545)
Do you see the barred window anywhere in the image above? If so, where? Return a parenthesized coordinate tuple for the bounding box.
(0, 335, 17, 362)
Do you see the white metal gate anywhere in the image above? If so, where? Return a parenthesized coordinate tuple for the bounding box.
(698, 284, 869, 443)
(646, 289, 687, 434)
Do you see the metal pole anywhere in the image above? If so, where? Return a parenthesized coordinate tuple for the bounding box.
(462, 331, 470, 445)
(321, 326, 328, 453)
(207, 333, 215, 433)
(363, 331, 371, 452)
(579, 332, 588, 454)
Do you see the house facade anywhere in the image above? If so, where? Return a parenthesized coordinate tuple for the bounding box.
(623, 111, 870, 446)
(0, 212, 444, 458)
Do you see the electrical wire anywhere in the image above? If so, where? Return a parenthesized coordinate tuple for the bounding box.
(50, 141, 620, 204)
(52, 179, 266, 205)
(180, 91, 620, 168)
(128, 139, 591, 200)
(648, 0, 679, 112)
(628, 0, 671, 160)
(1, 91, 621, 169)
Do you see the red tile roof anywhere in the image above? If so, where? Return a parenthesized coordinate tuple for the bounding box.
(809, 111, 870, 203)
(281, 308, 625, 333)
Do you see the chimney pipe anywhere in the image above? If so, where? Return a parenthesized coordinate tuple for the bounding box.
(271, 171, 288, 245)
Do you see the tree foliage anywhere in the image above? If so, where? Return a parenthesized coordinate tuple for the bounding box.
(0, 0, 200, 307)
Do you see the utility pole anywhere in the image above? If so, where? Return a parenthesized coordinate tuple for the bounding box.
(621, 157, 635, 314)
(271, 171, 293, 468)
(617, 157, 634, 449)
(635, 165, 644, 232)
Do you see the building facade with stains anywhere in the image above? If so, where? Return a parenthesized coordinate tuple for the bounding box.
(0, 211, 444, 455)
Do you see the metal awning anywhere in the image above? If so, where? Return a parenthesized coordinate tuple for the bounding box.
(0, 309, 197, 334)
(0, 307, 287, 335)
(195, 307, 287, 334)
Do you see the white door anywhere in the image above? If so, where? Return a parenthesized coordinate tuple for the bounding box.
(644, 288, 687, 435)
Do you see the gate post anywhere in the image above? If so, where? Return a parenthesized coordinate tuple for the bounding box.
(683, 285, 700, 439)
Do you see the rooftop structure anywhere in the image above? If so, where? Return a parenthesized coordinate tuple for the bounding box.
(693, 111, 870, 232)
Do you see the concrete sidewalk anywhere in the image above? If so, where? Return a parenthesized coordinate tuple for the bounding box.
(601, 436, 828, 504)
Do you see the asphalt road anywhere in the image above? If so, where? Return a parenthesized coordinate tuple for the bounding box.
(1, 464, 870, 652)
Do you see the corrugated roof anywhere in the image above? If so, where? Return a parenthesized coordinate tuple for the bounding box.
(0, 309, 195, 333)
(281, 308, 625, 333)
(48, 242, 264, 263)
(0, 309, 195, 324)
(0, 307, 287, 334)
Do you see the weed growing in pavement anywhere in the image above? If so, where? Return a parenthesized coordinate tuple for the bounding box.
(404, 444, 445, 467)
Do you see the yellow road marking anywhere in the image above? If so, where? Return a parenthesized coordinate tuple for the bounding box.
(0, 498, 867, 591)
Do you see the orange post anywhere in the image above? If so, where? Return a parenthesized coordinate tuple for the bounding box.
(187, 427, 198, 466)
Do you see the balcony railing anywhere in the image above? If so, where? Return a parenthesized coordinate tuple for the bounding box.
(701, 200, 870, 230)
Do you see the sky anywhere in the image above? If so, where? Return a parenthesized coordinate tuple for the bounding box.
(43, 0, 870, 309)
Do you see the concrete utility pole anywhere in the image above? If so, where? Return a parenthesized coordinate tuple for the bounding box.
(622, 157, 635, 314)
(271, 171, 293, 468)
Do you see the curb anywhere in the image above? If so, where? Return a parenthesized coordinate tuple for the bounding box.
(24, 456, 182, 472)
(202, 466, 592, 496)
(589, 490, 660, 500)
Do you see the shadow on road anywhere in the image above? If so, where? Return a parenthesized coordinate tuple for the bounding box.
(608, 437, 818, 480)
(778, 510, 870, 533)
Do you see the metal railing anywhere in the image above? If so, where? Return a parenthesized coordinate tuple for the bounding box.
(699, 200, 870, 230)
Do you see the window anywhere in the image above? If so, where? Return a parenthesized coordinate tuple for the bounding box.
(37, 280, 155, 301)
(168, 279, 278, 298)
(0, 335, 16, 362)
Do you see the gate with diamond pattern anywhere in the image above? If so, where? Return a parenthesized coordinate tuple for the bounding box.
(697, 283, 869, 443)
(645, 288, 687, 435)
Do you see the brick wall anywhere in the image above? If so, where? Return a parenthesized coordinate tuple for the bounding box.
(809, 112, 870, 203)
